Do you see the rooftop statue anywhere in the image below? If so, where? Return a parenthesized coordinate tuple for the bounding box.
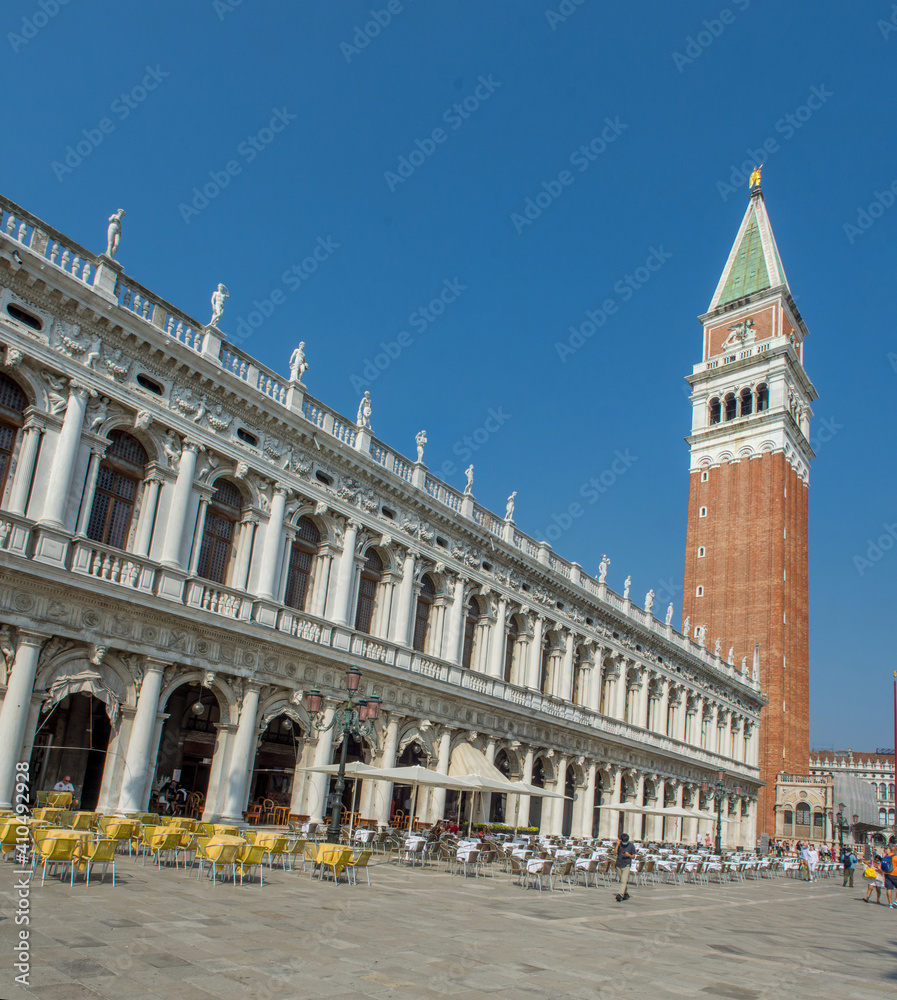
(210, 283, 229, 327)
(289, 342, 309, 383)
(106, 209, 125, 258)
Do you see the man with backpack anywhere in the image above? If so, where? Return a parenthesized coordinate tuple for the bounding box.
(841, 846, 858, 887)
(880, 845, 897, 907)
(613, 832, 637, 902)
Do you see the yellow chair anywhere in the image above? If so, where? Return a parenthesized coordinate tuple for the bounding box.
(0, 821, 26, 860)
(147, 829, 183, 868)
(314, 844, 353, 885)
(347, 848, 373, 886)
(261, 835, 288, 870)
(34, 790, 49, 807)
(33, 834, 78, 886)
(195, 822, 215, 839)
(304, 841, 319, 878)
(47, 791, 73, 808)
(286, 838, 307, 871)
(68, 812, 97, 831)
(82, 838, 117, 887)
(197, 841, 238, 884)
(235, 844, 267, 886)
(100, 819, 136, 857)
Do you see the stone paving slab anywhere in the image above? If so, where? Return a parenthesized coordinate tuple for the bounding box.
(1, 856, 895, 999)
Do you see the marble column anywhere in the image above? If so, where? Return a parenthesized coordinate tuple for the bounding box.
(160, 441, 200, 569)
(613, 661, 628, 720)
(442, 575, 467, 663)
(74, 447, 106, 535)
(558, 631, 575, 701)
(187, 497, 212, 576)
(132, 476, 162, 558)
(7, 420, 43, 516)
(486, 597, 508, 678)
(0, 631, 48, 809)
(525, 616, 545, 690)
(549, 756, 568, 835)
(116, 661, 167, 814)
(331, 519, 360, 626)
(373, 715, 401, 825)
(427, 727, 453, 823)
(599, 767, 622, 839)
(390, 550, 417, 645)
(256, 486, 289, 600)
(573, 761, 597, 838)
(219, 683, 262, 822)
(514, 747, 534, 829)
(40, 384, 90, 527)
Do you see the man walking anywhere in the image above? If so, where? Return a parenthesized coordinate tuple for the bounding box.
(841, 845, 858, 887)
(880, 844, 897, 907)
(613, 832, 636, 902)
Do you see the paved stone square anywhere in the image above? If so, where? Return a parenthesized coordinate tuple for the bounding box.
(0, 855, 893, 1000)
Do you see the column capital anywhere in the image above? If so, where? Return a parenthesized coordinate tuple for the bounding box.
(16, 629, 52, 650)
(182, 439, 203, 454)
(143, 658, 171, 674)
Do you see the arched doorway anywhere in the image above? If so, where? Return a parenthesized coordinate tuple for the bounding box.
(248, 714, 304, 811)
(489, 751, 512, 823)
(153, 683, 222, 815)
(528, 758, 546, 830)
(392, 741, 428, 827)
(30, 693, 112, 811)
(592, 771, 603, 837)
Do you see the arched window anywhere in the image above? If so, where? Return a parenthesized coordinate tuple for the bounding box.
(724, 393, 737, 421)
(86, 431, 148, 550)
(740, 388, 753, 416)
(708, 397, 721, 425)
(880, 782, 887, 799)
(197, 480, 243, 584)
(891, 783, 895, 799)
(756, 383, 769, 411)
(461, 597, 479, 669)
(783, 809, 793, 828)
(812, 810, 824, 833)
(795, 802, 810, 827)
(284, 516, 320, 611)
(503, 616, 519, 682)
(880, 809, 888, 826)
(0, 373, 27, 499)
(412, 574, 436, 652)
(354, 549, 383, 634)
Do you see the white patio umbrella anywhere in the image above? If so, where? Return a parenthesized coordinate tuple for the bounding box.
(299, 761, 380, 838)
(361, 765, 480, 832)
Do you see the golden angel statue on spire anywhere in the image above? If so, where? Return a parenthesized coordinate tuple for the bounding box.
(749, 164, 763, 190)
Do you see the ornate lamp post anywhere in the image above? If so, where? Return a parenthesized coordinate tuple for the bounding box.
(834, 801, 851, 851)
(702, 772, 742, 854)
(305, 666, 380, 842)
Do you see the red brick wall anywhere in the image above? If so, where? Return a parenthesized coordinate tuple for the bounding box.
(682, 451, 810, 835)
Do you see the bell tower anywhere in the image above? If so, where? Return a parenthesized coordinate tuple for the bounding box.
(681, 178, 817, 836)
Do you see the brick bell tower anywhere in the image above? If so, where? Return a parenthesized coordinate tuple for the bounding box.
(682, 177, 817, 837)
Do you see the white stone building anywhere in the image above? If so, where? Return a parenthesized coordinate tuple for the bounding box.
(810, 749, 896, 841)
(0, 194, 763, 844)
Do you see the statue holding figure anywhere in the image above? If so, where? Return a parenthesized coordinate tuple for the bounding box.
(623, 575, 631, 600)
(289, 342, 309, 383)
(505, 491, 516, 520)
(209, 284, 229, 327)
(598, 554, 609, 583)
(714, 637, 721, 656)
(749, 164, 762, 190)
(464, 464, 474, 495)
(106, 209, 125, 258)
(683, 616, 690, 636)
(728, 646, 734, 664)
(415, 429, 427, 463)
(645, 589, 655, 613)
(356, 391, 372, 429)
(665, 603, 673, 626)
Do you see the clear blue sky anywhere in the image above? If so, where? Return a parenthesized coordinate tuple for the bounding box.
(4, 1, 896, 750)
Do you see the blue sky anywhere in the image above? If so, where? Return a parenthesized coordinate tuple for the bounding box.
(4, 1, 896, 749)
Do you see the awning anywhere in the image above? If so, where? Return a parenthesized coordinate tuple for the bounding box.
(43, 669, 121, 728)
(449, 742, 564, 798)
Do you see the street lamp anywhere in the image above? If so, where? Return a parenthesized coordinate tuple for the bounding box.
(702, 771, 741, 854)
(305, 666, 381, 842)
(834, 802, 850, 851)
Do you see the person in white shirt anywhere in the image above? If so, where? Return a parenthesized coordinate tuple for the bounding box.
(807, 846, 819, 881)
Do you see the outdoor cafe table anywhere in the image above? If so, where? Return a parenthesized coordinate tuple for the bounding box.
(34, 829, 94, 870)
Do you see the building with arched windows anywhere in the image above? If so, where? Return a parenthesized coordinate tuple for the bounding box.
(0, 193, 763, 843)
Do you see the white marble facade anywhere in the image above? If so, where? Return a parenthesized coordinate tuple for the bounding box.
(0, 196, 762, 845)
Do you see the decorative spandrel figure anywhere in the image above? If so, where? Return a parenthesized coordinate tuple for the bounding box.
(645, 589, 654, 613)
(209, 283, 229, 327)
(106, 209, 125, 258)
(415, 429, 427, 463)
(289, 342, 309, 383)
(598, 554, 609, 583)
(463, 464, 474, 495)
(356, 391, 372, 429)
(505, 491, 516, 520)
(623, 575, 631, 600)
(665, 603, 673, 626)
